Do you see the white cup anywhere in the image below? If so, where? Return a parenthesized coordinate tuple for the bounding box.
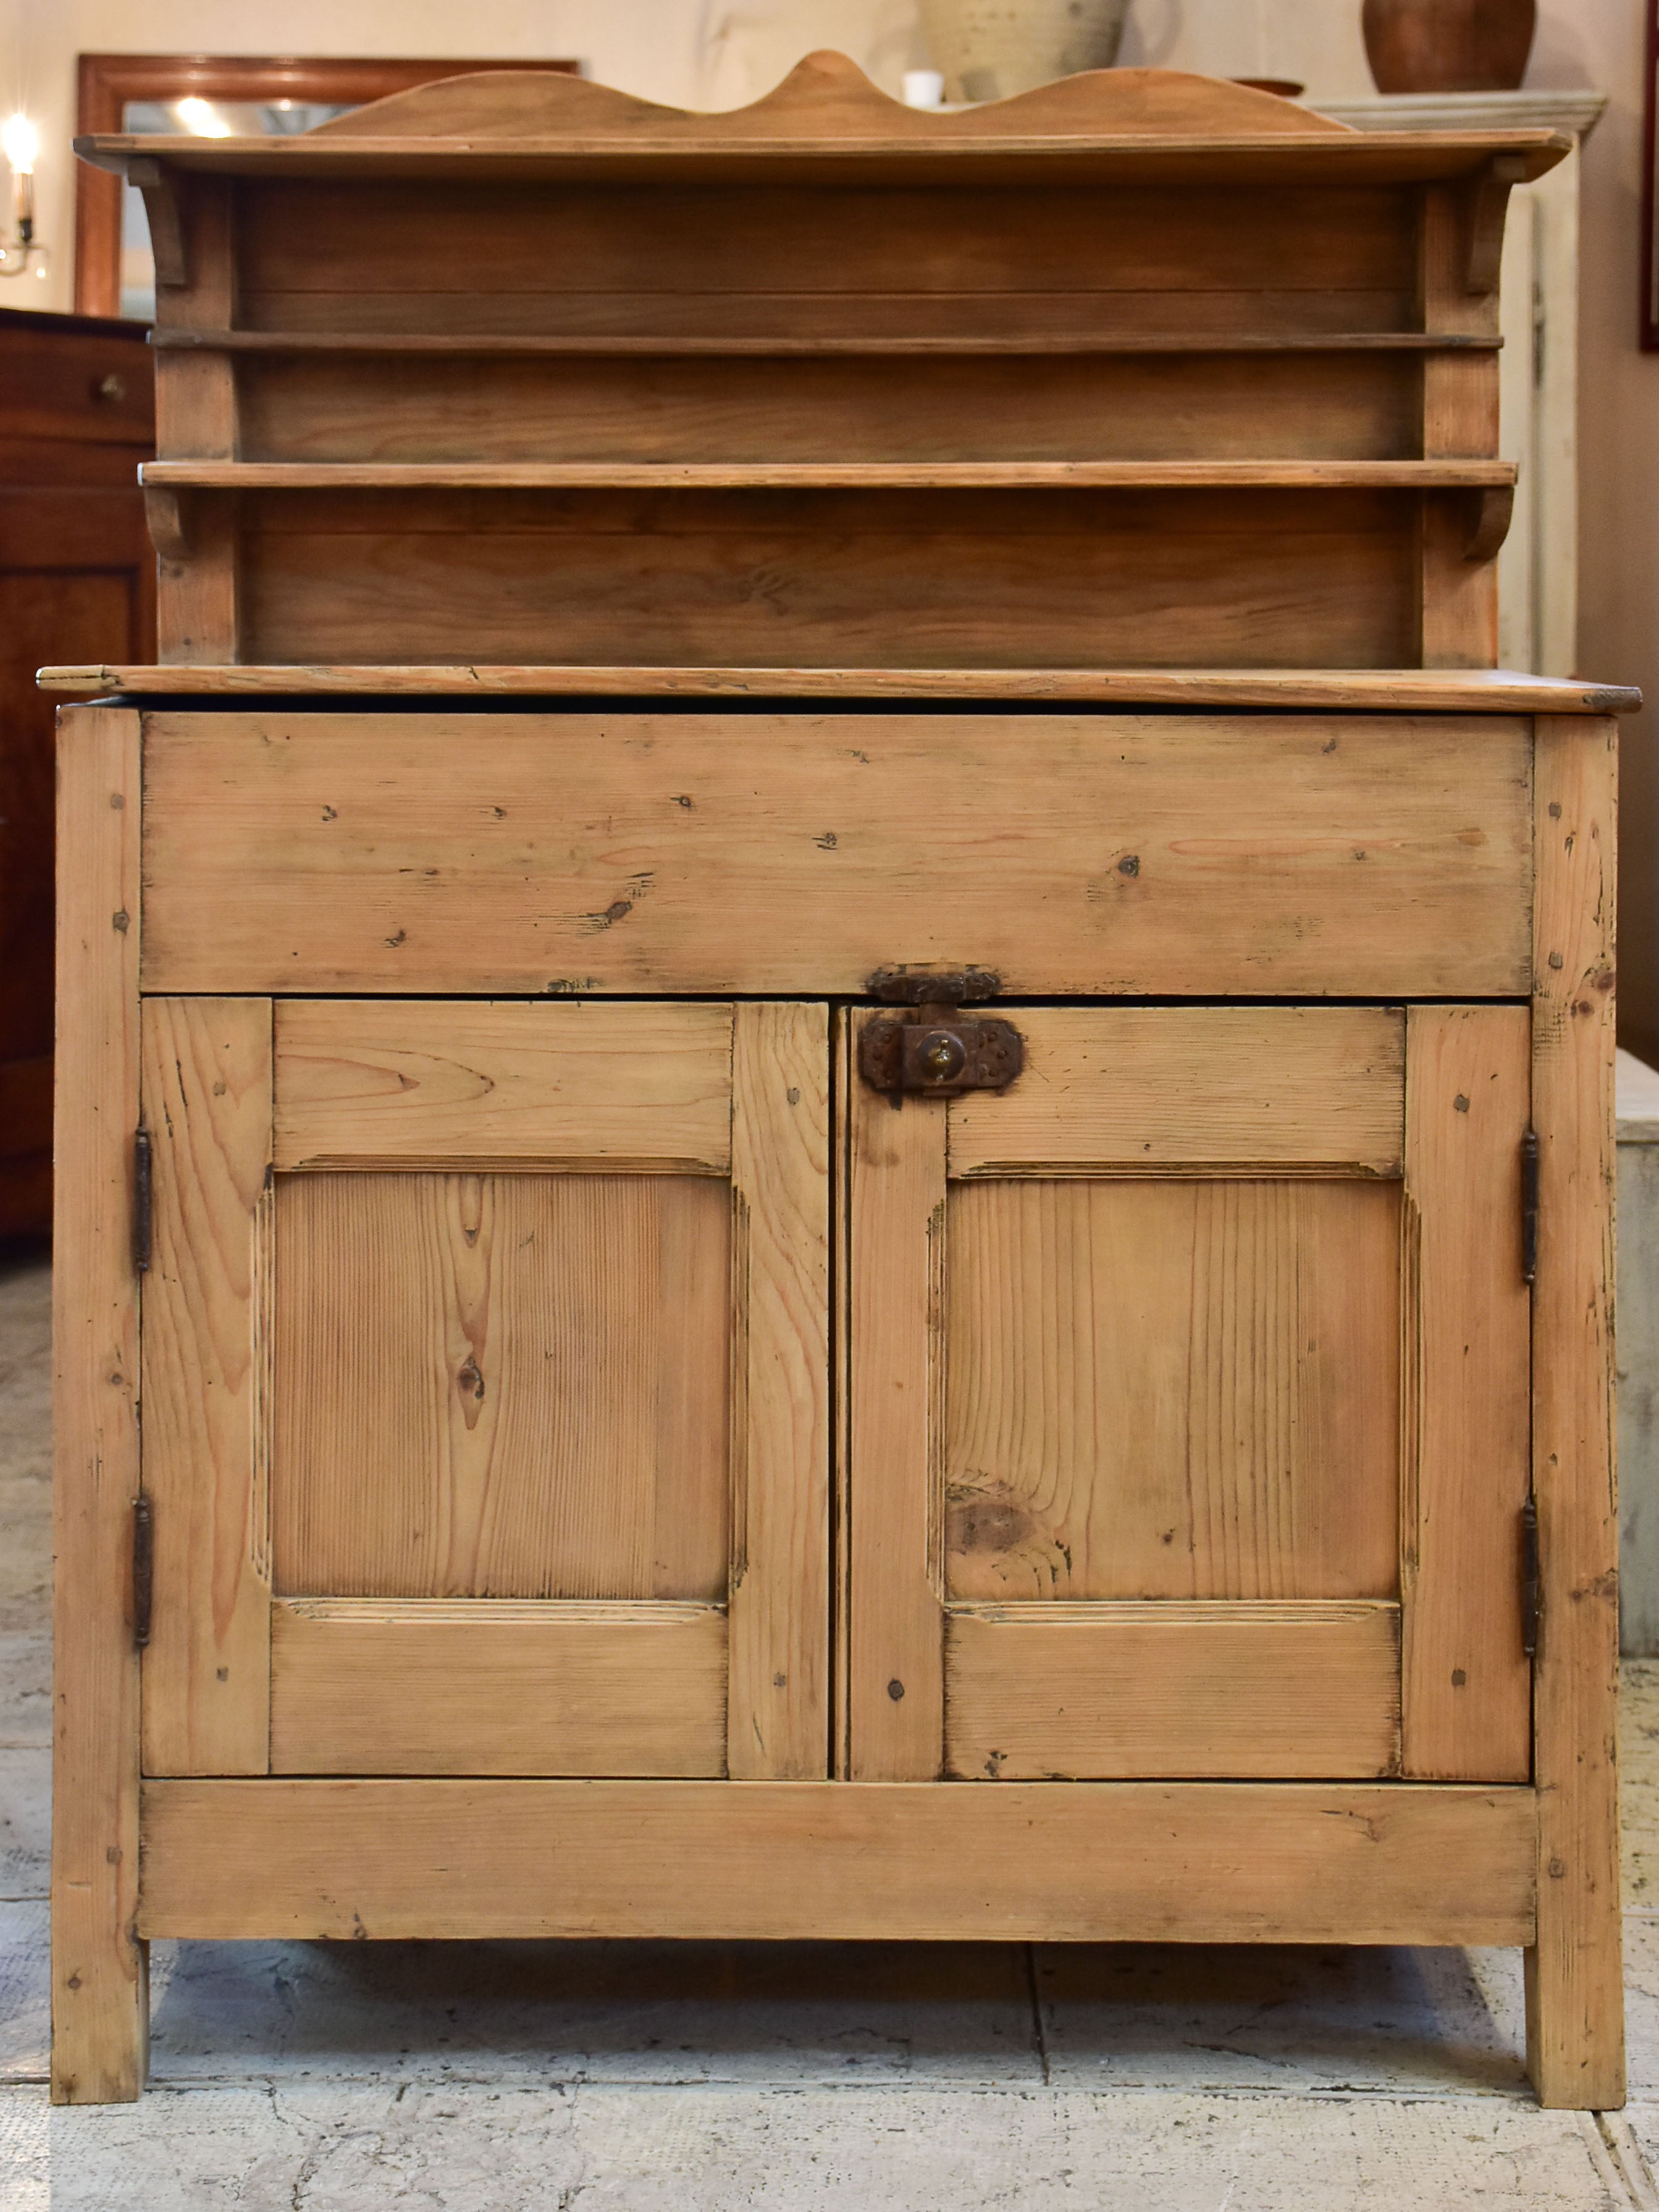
(901, 68, 946, 109)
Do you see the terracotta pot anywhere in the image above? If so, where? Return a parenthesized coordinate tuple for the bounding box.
(1362, 0, 1536, 94)
(918, 0, 1130, 104)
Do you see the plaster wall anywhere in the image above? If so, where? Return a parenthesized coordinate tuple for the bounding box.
(0, 0, 1654, 1042)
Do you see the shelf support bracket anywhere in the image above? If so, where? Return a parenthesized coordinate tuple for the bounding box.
(1461, 154, 1529, 296)
(127, 157, 188, 289)
(144, 487, 194, 561)
(1463, 483, 1515, 564)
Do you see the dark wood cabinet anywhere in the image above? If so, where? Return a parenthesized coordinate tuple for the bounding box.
(0, 306, 153, 1237)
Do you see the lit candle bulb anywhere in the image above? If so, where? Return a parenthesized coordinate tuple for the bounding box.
(1, 114, 37, 242)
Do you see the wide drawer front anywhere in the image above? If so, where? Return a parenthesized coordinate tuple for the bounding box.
(139, 709, 1532, 997)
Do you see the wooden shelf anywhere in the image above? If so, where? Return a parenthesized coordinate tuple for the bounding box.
(141, 460, 1519, 492)
(36, 663, 1639, 714)
(154, 330, 1505, 357)
(78, 134, 1570, 191)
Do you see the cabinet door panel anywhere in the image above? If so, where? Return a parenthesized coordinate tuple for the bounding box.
(944, 1178, 1400, 1602)
(846, 1003, 1530, 1785)
(141, 997, 830, 1781)
(272, 1171, 731, 1600)
(948, 1005, 1403, 1176)
(944, 1602, 1400, 1780)
(274, 998, 733, 1172)
(269, 1599, 727, 1777)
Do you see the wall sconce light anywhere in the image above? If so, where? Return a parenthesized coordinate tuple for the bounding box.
(0, 113, 47, 280)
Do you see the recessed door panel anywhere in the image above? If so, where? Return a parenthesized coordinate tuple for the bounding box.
(272, 1171, 731, 1601)
(944, 1177, 1401, 1603)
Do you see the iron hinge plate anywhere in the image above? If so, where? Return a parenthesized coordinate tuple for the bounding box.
(1521, 1495, 1540, 1659)
(132, 1494, 154, 1651)
(133, 1125, 153, 1277)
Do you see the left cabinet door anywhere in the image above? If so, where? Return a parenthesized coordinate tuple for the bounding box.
(138, 998, 830, 1780)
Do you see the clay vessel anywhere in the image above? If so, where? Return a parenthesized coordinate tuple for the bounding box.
(1363, 0, 1536, 94)
(918, 0, 1130, 104)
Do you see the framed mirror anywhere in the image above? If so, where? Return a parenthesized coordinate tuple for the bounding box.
(74, 54, 580, 319)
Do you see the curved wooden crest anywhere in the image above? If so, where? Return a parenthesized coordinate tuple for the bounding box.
(313, 51, 1353, 142)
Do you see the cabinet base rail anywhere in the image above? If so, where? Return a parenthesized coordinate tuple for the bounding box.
(138, 1779, 1537, 1946)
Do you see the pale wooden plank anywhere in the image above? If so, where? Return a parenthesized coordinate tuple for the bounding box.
(153, 177, 238, 663)
(155, 495, 238, 667)
(301, 57, 1358, 144)
(1527, 715, 1623, 2109)
(85, 128, 1569, 188)
(944, 1178, 1401, 1602)
(269, 1600, 728, 1777)
(140, 712, 1533, 999)
(201, 169, 1411, 303)
(726, 1003, 831, 1780)
(1419, 185, 1502, 669)
(1421, 494, 1500, 671)
(949, 1006, 1404, 1176)
(943, 1602, 1400, 1780)
(831, 1008, 854, 1780)
(847, 1011, 946, 1779)
(1400, 1005, 1532, 1781)
(230, 489, 1422, 673)
(236, 349, 1419, 468)
(137, 1777, 1537, 1946)
(157, 328, 1504, 355)
(272, 1173, 731, 1601)
(51, 705, 146, 2103)
(143, 458, 1519, 490)
(1419, 181, 1500, 464)
(273, 999, 733, 1172)
(155, 352, 236, 462)
(40, 665, 1638, 713)
(139, 998, 274, 1777)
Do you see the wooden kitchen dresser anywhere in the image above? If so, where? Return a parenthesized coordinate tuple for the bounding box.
(46, 61, 1634, 2109)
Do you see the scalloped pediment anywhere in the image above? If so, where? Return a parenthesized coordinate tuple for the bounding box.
(311, 51, 1354, 143)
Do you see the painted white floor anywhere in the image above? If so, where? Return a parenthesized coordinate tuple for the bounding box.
(2, 1248, 1655, 2208)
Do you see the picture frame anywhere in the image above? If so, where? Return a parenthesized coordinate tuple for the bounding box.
(73, 53, 580, 318)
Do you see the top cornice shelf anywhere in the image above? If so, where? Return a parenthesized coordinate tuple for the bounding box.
(74, 51, 1571, 185)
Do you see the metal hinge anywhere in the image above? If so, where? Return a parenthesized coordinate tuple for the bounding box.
(132, 1125, 153, 1276)
(1521, 1495, 1540, 1659)
(1521, 1127, 1540, 1286)
(858, 965, 1024, 1100)
(132, 1494, 154, 1650)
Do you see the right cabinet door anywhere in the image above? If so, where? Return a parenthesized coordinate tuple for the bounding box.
(844, 1004, 1532, 1785)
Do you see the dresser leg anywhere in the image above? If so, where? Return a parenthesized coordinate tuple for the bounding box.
(1526, 717, 1623, 2111)
(50, 707, 148, 2103)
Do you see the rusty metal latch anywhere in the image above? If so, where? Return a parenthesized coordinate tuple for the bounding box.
(859, 966, 1024, 1100)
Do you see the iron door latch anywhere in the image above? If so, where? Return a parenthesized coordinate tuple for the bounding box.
(858, 966, 1024, 1100)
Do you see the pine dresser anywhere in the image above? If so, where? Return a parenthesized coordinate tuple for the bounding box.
(43, 57, 1637, 2106)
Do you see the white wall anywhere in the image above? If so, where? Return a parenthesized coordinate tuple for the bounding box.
(3, 0, 1657, 1044)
